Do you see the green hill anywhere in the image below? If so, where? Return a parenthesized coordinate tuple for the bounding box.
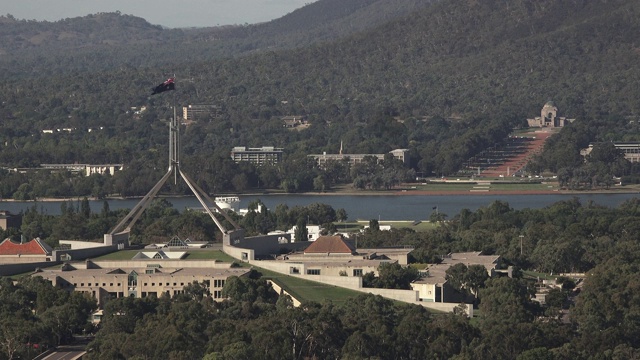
(0, 0, 639, 192)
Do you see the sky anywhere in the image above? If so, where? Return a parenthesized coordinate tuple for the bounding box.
(1, 0, 316, 28)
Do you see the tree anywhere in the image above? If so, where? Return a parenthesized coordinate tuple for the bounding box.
(375, 262, 419, 289)
(295, 217, 309, 242)
(368, 219, 380, 231)
(336, 208, 348, 222)
(465, 264, 490, 296)
(445, 263, 468, 294)
(80, 196, 91, 218)
(478, 277, 535, 327)
(430, 210, 447, 223)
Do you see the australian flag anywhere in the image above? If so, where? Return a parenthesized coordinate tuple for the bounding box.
(151, 77, 175, 95)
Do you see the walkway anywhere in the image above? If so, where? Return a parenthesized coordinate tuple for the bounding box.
(479, 130, 554, 178)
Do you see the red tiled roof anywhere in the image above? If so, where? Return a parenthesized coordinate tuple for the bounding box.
(0, 238, 53, 255)
(304, 235, 355, 254)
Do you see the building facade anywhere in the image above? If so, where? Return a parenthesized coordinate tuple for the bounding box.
(182, 104, 221, 122)
(231, 146, 284, 165)
(10, 164, 124, 177)
(34, 259, 250, 306)
(309, 148, 409, 167)
(527, 101, 575, 128)
(580, 142, 640, 163)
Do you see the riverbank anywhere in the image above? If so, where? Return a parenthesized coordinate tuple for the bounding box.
(3, 193, 639, 220)
(2, 184, 640, 203)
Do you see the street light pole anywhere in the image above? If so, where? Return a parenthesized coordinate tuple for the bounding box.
(519, 235, 524, 255)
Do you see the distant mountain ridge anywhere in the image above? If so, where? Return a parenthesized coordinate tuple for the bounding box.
(0, 0, 436, 56)
(0, 12, 172, 54)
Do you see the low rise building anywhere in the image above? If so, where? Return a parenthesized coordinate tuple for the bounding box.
(33, 259, 250, 306)
(182, 104, 221, 122)
(309, 148, 409, 167)
(411, 252, 502, 303)
(282, 115, 306, 128)
(580, 142, 640, 163)
(231, 146, 284, 165)
(10, 164, 124, 176)
(0, 237, 53, 263)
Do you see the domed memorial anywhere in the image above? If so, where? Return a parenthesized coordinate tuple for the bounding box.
(527, 101, 575, 128)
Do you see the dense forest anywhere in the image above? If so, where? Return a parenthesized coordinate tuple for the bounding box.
(1, 0, 640, 199)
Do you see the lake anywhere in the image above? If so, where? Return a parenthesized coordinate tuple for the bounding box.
(1, 193, 639, 221)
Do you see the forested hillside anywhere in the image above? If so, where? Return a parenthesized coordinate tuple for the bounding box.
(1, 0, 640, 197)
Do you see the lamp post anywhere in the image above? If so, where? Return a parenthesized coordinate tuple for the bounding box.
(519, 235, 524, 255)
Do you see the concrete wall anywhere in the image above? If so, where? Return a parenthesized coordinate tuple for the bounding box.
(355, 287, 419, 303)
(104, 232, 129, 248)
(0, 255, 50, 264)
(420, 302, 474, 316)
(223, 244, 255, 262)
(52, 245, 118, 262)
(268, 280, 301, 307)
(250, 259, 363, 288)
(0, 261, 59, 276)
(90, 259, 232, 269)
(411, 282, 439, 302)
(60, 240, 105, 250)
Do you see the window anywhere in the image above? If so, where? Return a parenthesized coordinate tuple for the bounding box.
(290, 267, 300, 274)
(152, 283, 155, 286)
(214, 290, 222, 299)
(128, 271, 138, 287)
(180, 283, 184, 286)
(214, 279, 225, 288)
(110, 283, 113, 286)
(306, 269, 320, 275)
(353, 269, 363, 277)
(80, 283, 84, 286)
(143, 283, 147, 286)
(145, 269, 154, 274)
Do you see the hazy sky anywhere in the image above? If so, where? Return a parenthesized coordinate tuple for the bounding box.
(1, 0, 316, 28)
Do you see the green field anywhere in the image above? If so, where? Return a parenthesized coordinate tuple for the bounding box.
(184, 250, 237, 261)
(256, 267, 362, 304)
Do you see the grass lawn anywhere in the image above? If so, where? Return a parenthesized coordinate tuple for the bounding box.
(255, 267, 362, 304)
(92, 250, 141, 260)
(184, 250, 237, 261)
(10, 263, 62, 280)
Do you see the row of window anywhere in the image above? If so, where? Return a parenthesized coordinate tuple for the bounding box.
(71, 281, 227, 288)
(305, 269, 364, 276)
